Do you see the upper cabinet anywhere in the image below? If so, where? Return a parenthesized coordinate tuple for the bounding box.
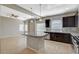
(63, 14, 78, 27)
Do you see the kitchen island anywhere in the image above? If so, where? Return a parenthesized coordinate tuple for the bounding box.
(24, 32, 48, 53)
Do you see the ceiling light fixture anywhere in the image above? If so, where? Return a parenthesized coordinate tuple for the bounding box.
(30, 8, 34, 23)
(39, 4, 42, 21)
(11, 14, 18, 18)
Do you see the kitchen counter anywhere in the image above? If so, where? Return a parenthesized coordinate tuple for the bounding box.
(23, 32, 48, 38)
(71, 33, 79, 36)
(45, 29, 79, 36)
(23, 32, 48, 53)
(45, 29, 79, 44)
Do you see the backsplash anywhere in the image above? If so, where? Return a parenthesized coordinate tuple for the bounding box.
(77, 28, 79, 31)
(46, 27, 79, 32)
(63, 27, 78, 32)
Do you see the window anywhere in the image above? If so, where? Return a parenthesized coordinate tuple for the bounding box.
(25, 24, 28, 32)
(51, 20, 62, 29)
(19, 24, 24, 32)
(19, 24, 28, 32)
(36, 23, 46, 35)
(36, 23, 46, 32)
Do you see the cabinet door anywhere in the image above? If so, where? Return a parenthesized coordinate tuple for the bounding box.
(50, 33, 65, 42)
(67, 16, 75, 27)
(54, 33, 65, 42)
(50, 33, 55, 41)
(63, 16, 76, 27)
(50, 33, 72, 44)
(64, 34, 72, 44)
(63, 17, 69, 27)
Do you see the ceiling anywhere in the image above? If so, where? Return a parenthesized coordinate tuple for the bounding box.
(0, 4, 79, 21)
(18, 4, 79, 16)
(0, 5, 36, 20)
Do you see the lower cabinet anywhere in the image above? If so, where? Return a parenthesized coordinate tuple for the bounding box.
(50, 33, 72, 44)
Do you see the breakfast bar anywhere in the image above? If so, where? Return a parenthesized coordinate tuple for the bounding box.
(24, 32, 48, 53)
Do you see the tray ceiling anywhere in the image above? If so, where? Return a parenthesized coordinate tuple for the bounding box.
(18, 4, 79, 16)
(0, 4, 79, 20)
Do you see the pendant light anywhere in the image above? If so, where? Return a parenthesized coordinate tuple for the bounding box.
(30, 8, 34, 23)
(39, 4, 42, 21)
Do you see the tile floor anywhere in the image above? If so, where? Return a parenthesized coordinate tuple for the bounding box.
(20, 40, 74, 54)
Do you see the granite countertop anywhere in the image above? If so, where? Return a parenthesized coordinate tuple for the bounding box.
(23, 29, 79, 37)
(65, 32, 79, 36)
(45, 29, 79, 36)
(23, 32, 48, 38)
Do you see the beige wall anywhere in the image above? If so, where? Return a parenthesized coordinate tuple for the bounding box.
(0, 17, 2, 36)
(0, 16, 26, 54)
(0, 16, 22, 37)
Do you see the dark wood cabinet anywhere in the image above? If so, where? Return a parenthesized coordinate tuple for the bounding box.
(63, 16, 78, 27)
(45, 32, 72, 44)
(75, 12, 78, 27)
